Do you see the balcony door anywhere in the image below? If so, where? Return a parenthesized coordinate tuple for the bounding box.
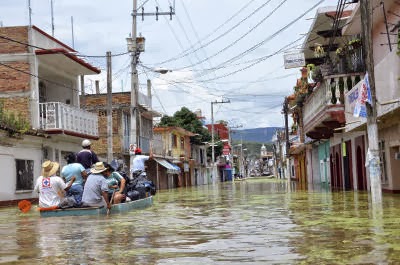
(39, 81, 47, 103)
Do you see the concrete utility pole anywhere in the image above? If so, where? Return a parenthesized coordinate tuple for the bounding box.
(128, 0, 175, 170)
(129, 0, 139, 170)
(283, 97, 290, 180)
(210, 99, 230, 164)
(106, 51, 113, 163)
(360, 0, 382, 205)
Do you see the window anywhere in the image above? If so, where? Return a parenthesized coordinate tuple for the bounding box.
(379, 140, 388, 183)
(172, 134, 177, 148)
(180, 137, 184, 149)
(16, 159, 34, 191)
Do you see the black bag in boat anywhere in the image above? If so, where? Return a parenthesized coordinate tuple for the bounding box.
(126, 173, 156, 200)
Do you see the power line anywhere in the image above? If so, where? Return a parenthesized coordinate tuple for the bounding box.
(192, 1, 323, 82)
(0, 61, 79, 93)
(195, 35, 305, 83)
(174, 0, 286, 70)
(0, 34, 130, 58)
(151, 0, 270, 66)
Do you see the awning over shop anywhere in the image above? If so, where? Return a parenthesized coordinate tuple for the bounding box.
(154, 158, 181, 174)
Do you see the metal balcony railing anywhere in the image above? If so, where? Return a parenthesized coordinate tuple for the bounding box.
(39, 102, 98, 137)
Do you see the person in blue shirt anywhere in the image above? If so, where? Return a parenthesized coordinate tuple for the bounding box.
(61, 153, 87, 206)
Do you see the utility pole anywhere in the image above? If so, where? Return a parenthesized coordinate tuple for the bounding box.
(283, 97, 290, 180)
(211, 99, 230, 164)
(129, 0, 139, 170)
(360, 0, 382, 205)
(128, 0, 175, 170)
(106, 51, 113, 163)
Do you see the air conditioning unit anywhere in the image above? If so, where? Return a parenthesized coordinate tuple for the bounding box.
(395, 152, 400, 160)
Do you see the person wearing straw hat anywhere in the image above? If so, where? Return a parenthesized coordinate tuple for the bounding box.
(81, 162, 111, 209)
(34, 160, 74, 208)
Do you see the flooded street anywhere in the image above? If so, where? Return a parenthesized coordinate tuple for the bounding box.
(1, 178, 400, 264)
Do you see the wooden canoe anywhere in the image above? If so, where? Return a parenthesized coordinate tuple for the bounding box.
(39, 196, 153, 217)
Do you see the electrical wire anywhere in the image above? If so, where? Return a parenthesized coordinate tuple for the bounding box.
(150, 0, 271, 66)
(193, 0, 324, 81)
(174, 0, 287, 70)
(0, 35, 130, 58)
(0, 61, 79, 93)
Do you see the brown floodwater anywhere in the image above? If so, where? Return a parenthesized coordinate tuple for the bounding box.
(1, 178, 400, 265)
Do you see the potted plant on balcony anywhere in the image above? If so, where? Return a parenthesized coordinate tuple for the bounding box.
(291, 123, 298, 135)
(314, 44, 325, 58)
(348, 38, 362, 50)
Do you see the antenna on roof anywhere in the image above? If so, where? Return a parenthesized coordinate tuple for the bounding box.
(71, 16, 75, 48)
(27, 0, 32, 27)
(51, 0, 55, 36)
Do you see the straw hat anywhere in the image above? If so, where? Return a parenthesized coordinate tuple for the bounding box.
(90, 162, 107, 174)
(41, 160, 60, 177)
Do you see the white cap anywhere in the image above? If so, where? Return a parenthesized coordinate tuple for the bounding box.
(82, 139, 91, 147)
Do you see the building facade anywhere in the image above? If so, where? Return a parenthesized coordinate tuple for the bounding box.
(0, 25, 100, 203)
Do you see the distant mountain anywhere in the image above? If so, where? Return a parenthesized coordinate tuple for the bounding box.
(231, 127, 283, 143)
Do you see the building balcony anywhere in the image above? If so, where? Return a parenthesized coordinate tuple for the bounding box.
(303, 72, 364, 139)
(39, 102, 98, 138)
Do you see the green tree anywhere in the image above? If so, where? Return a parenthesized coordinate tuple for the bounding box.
(158, 107, 211, 145)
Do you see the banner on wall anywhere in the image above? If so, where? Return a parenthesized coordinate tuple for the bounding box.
(353, 72, 372, 118)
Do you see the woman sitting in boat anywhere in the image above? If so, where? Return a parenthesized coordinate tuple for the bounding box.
(104, 162, 126, 204)
(60, 153, 87, 207)
(34, 160, 74, 209)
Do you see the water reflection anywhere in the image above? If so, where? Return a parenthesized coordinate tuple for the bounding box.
(1, 178, 400, 264)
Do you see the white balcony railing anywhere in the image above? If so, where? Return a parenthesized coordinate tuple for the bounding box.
(39, 102, 98, 137)
(303, 73, 364, 126)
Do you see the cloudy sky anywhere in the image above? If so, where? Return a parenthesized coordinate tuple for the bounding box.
(1, 0, 339, 129)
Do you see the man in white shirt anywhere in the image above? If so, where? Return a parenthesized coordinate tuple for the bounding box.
(130, 148, 153, 177)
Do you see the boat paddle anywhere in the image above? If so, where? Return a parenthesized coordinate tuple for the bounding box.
(107, 189, 116, 216)
(18, 200, 32, 213)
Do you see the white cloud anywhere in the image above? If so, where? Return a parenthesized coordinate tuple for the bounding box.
(1, 0, 339, 129)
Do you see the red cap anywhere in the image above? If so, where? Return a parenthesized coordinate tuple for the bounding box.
(135, 148, 142, 154)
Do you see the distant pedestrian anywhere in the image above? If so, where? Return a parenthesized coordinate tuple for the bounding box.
(76, 139, 99, 172)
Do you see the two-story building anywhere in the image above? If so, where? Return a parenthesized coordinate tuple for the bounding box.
(0, 25, 100, 203)
(153, 126, 195, 188)
(288, 1, 400, 193)
(342, 0, 400, 192)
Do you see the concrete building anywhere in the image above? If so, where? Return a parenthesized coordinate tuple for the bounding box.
(0, 26, 100, 204)
(287, 1, 400, 193)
